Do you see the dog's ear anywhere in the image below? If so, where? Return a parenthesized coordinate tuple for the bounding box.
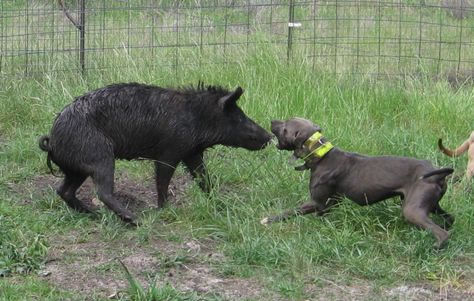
(293, 125, 322, 148)
(294, 131, 309, 149)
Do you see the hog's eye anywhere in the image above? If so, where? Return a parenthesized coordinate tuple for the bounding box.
(283, 128, 287, 134)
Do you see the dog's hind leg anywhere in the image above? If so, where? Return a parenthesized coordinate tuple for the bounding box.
(431, 181, 454, 229)
(57, 171, 91, 213)
(402, 186, 450, 249)
(433, 204, 454, 230)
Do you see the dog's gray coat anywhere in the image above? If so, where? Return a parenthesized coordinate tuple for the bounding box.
(262, 118, 454, 248)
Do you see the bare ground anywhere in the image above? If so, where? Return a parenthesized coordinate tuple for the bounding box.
(8, 173, 474, 300)
(21, 172, 282, 300)
(43, 235, 276, 300)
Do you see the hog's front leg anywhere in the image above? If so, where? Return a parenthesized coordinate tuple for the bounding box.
(154, 160, 179, 208)
(183, 152, 211, 193)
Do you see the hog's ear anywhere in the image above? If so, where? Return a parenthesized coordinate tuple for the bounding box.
(219, 87, 244, 111)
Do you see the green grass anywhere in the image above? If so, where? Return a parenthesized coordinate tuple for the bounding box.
(2, 48, 473, 299)
(1, 3, 474, 299)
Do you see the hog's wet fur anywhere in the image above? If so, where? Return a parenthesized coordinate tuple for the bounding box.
(39, 82, 271, 222)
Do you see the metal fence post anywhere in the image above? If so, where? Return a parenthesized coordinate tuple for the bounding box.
(287, 0, 295, 62)
(25, 1, 29, 76)
(58, 0, 86, 74)
(79, 0, 86, 75)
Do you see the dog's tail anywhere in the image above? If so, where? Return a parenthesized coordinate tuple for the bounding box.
(420, 167, 454, 181)
(438, 138, 469, 157)
(38, 135, 60, 177)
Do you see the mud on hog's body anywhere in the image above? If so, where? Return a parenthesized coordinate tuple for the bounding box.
(39, 82, 272, 223)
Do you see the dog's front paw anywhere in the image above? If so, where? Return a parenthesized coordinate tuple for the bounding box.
(260, 217, 270, 225)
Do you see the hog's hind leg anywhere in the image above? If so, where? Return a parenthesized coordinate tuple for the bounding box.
(91, 159, 136, 224)
(57, 171, 90, 212)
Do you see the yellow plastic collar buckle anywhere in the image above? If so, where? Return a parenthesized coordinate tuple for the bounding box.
(304, 132, 323, 149)
(304, 131, 334, 160)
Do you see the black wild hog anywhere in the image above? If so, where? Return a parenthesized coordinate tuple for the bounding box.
(38, 83, 271, 223)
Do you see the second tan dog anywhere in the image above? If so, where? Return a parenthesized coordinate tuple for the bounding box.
(438, 131, 474, 180)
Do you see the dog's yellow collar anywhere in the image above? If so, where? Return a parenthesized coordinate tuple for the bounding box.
(304, 131, 334, 159)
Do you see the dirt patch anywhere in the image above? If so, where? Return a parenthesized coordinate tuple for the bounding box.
(41, 234, 278, 300)
(385, 284, 474, 301)
(302, 280, 474, 301)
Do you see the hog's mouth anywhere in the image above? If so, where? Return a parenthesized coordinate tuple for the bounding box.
(242, 134, 273, 151)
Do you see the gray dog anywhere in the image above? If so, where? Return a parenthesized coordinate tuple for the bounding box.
(261, 118, 454, 248)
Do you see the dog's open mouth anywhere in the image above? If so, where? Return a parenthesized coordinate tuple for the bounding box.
(275, 139, 292, 150)
(269, 135, 284, 150)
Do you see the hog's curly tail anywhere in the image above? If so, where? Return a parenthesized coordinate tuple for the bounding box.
(38, 135, 50, 152)
(38, 135, 60, 177)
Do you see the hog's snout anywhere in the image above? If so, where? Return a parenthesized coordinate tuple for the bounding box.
(245, 129, 272, 150)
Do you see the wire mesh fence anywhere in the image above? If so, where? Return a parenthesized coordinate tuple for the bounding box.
(1, 0, 474, 80)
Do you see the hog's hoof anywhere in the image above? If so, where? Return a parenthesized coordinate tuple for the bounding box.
(260, 217, 269, 225)
(127, 220, 139, 227)
(124, 219, 139, 227)
(120, 213, 138, 226)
